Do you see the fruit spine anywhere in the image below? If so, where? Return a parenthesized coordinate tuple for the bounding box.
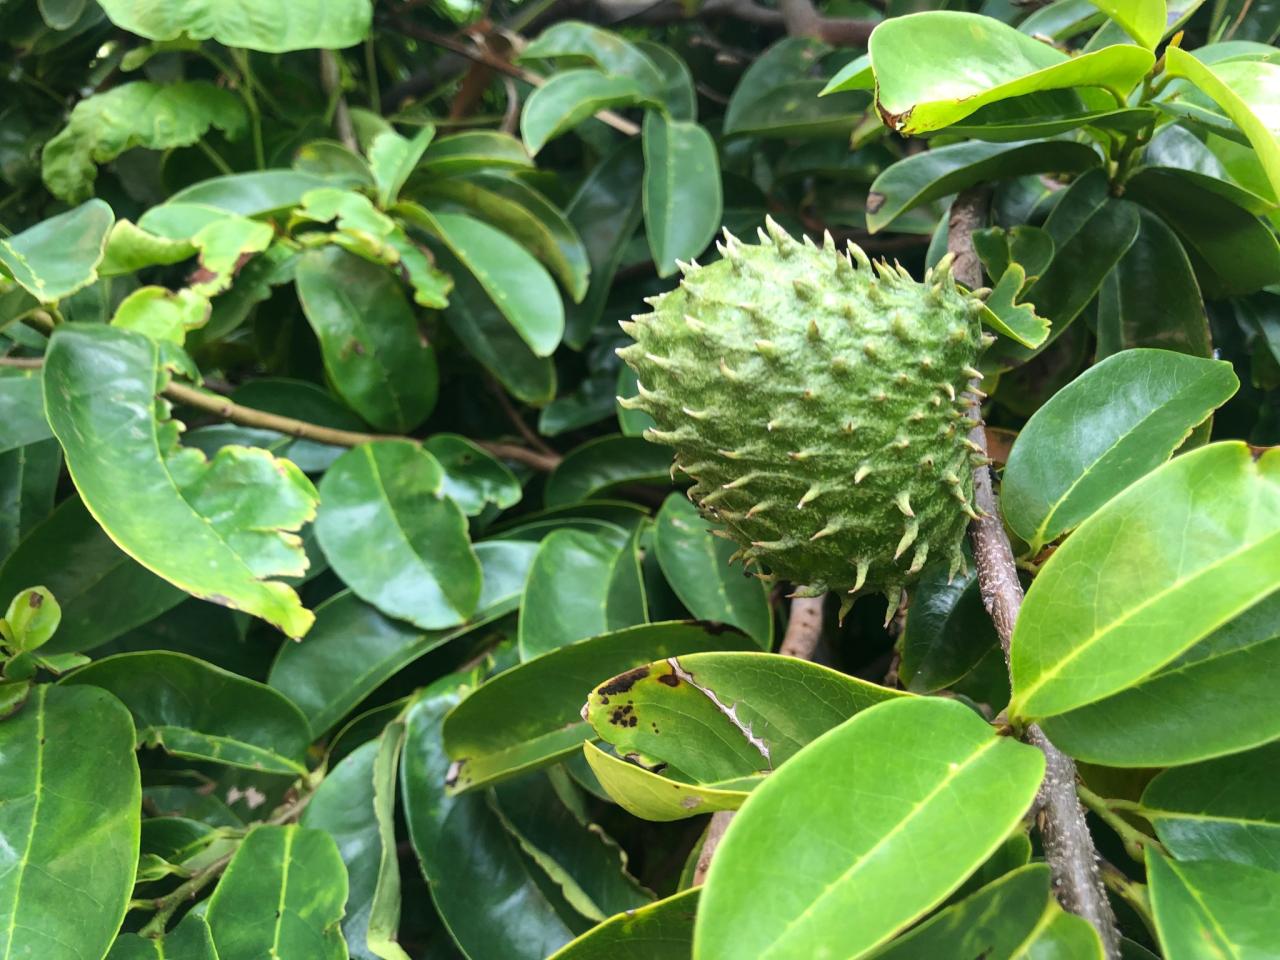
(618, 218, 991, 614)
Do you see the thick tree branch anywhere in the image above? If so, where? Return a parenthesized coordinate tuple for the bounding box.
(0, 357, 559, 472)
(948, 189, 1121, 959)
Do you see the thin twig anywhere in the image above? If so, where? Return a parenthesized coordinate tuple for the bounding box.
(1077, 784, 1163, 863)
(948, 189, 1122, 960)
(489, 376, 557, 457)
(320, 50, 359, 152)
(0, 357, 558, 472)
(692, 810, 736, 885)
(137, 851, 234, 938)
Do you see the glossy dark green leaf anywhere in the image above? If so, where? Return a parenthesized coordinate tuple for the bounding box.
(421, 173, 590, 302)
(96, 0, 371, 52)
(424, 434, 522, 516)
(443, 621, 755, 793)
(545, 435, 672, 507)
(642, 112, 721, 277)
(866, 140, 1101, 234)
(653, 494, 772, 648)
(1125, 166, 1280, 298)
(295, 247, 438, 433)
(521, 70, 658, 155)
(695, 698, 1045, 960)
(581, 740, 751, 821)
(1011, 443, 1280, 722)
(0, 199, 113, 303)
(294, 139, 375, 190)
(868, 864, 1102, 959)
(635, 41, 696, 121)
(42, 81, 246, 203)
(1002, 349, 1238, 554)
(585, 651, 905, 783)
(0, 371, 50, 454)
(167, 170, 332, 216)
(522, 21, 664, 93)
(43, 324, 319, 637)
(490, 770, 651, 921)
(0, 440, 63, 562)
(414, 131, 534, 178)
(63, 651, 311, 774)
(870, 11, 1154, 134)
(214, 377, 368, 474)
(430, 245, 556, 405)
(107, 915, 217, 960)
(268, 541, 535, 735)
(518, 527, 645, 661)
(398, 205, 564, 357)
(1147, 849, 1280, 959)
(207, 825, 348, 960)
(1040, 591, 1280, 766)
(1141, 742, 1280, 871)
(563, 141, 645, 349)
(900, 557, 999, 692)
(402, 672, 576, 960)
(315, 441, 482, 631)
(0, 684, 140, 960)
(548, 887, 699, 960)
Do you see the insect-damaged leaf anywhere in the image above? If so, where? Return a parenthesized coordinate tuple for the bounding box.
(442, 621, 755, 793)
(43, 324, 319, 637)
(581, 740, 753, 821)
(694, 697, 1044, 960)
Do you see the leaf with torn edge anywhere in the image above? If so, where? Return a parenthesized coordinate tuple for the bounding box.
(981, 263, 1051, 349)
(43, 324, 319, 637)
(0, 199, 114, 304)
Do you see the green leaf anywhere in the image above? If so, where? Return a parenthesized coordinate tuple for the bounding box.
(1095, 210, 1212, 358)
(1141, 742, 1280, 871)
(268, 542, 535, 735)
(581, 741, 751, 821)
(1164, 49, 1280, 202)
(635, 41, 697, 121)
(821, 53, 874, 96)
(430, 242, 556, 405)
(41, 81, 246, 203)
(0, 371, 51, 454)
(364, 721, 410, 960)
(518, 528, 646, 661)
(1010, 442, 1280, 722)
(414, 131, 534, 178)
(442, 621, 755, 793)
(96, 0, 371, 52)
(1124, 166, 1280, 298)
(0, 585, 59, 653)
(653, 494, 772, 648)
(522, 21, 665, 94)
(1002, 349, 1238, 554)
(207, 825, 348, 960)
(545, 435, 673, 507)
(1039, 591, 1280, 766)
(563, 141, 645, 349)
(870, 12, 1154, 135)
(107, 914, 218, 960)
(899, 556, 1000, 693)
(1087, 0, 1166, 47)
(0, 199, 113, 304)
(368, 124, 435, 208)
(1147, 849, 1280, 959)
(420, 173, 590, 302)
(295, 246, 439, 432)
(63, 651, 311, 774)
(490, 771, 652, 922)
(642, 112, 722, 278)
(585, 651, 905, 783)
(866, 140, 1102, 234)
(43, 324, 319, 637)
(521, 69, 658, 155)
(867, 864, 1102, 959)
(424, 434, 522, 516)
(980, 264, 1051, 350)
(0, 440, 62, 562)
(548, 887, 699, 960)
(694, 697, 1045, 960)
(294, 139, 375, 190)
(398, 205, 564, 357)
(402, 672, 576, 960)
(0, 684, 140, 960)
(167, 170, 332, 216)
(315, 441, 482, 631)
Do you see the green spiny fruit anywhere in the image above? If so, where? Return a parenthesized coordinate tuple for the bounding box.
(618, 218, 992, 616)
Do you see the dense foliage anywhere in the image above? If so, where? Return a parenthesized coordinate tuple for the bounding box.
(2, 0, 1279, 958)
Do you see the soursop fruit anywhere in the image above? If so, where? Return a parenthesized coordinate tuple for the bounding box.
(618, 218, 991, 614)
